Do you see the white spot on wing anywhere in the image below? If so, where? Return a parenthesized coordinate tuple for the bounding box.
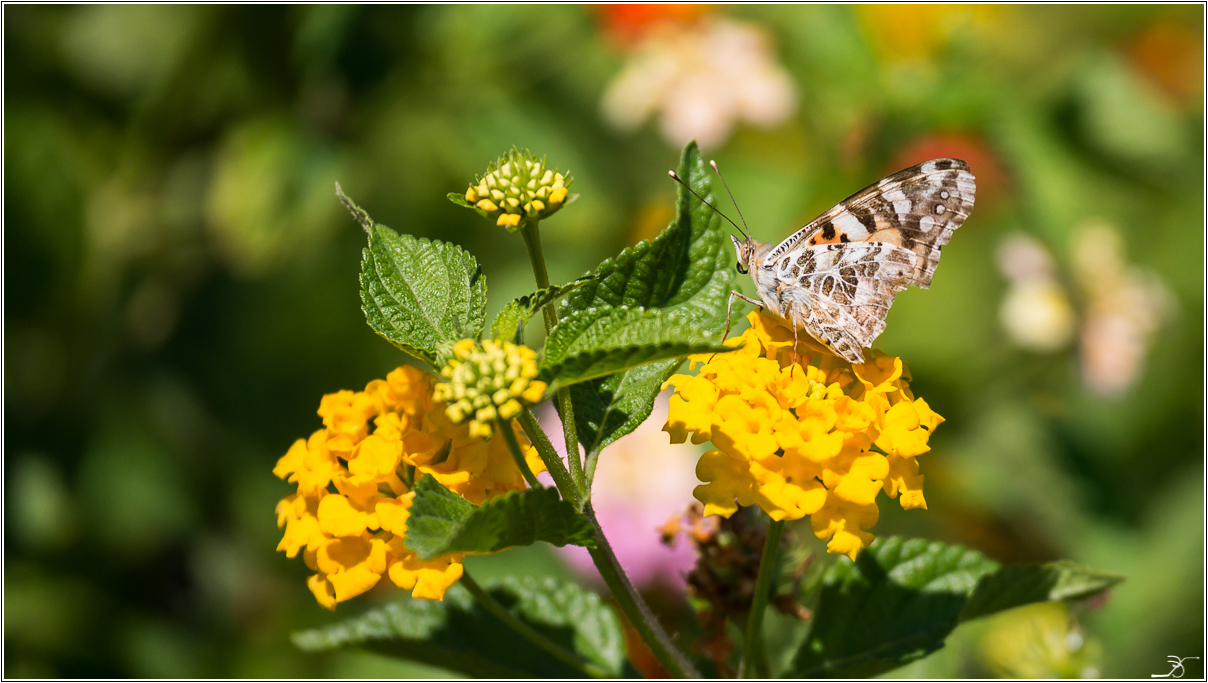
(833, 213, 865, 236)
(883, 188, 907, 203)
(919, 215, 937, 233)
(893, 199, 912, 215)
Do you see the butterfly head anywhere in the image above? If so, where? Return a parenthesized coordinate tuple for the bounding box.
(731, 234, 755, 275)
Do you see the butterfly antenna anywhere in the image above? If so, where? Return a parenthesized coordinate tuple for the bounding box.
(667, 170, 747, 237)
(709, 160, 751, 240)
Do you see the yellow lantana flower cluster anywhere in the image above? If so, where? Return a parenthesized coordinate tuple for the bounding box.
(663, 311, 942, 561)
(432, 339, 548, 439)
(464, 148, 572, 231)
(273, 365, 546, 609)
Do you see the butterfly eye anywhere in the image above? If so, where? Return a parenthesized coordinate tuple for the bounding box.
(736, 264, 748, 274)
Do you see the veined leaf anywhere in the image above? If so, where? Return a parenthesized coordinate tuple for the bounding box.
(346, 187, 486, 366)
(787, 537, 1123, 678)
(291, 576, 625, 678)
(541, 306, 730, 388)
(560, 142, 736, 453)
(959, 560, 1124, 621)
(403, 475, 595, 559)
(490, 277, 594, 345)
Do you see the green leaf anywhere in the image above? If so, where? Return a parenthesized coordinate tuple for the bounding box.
(490, 277, 594, 345)
(403, 475, 595, 559)
(446, 191, 478, 209)
(355, 191, 488, 365)
(541, 306, 731, 388)
(959, 560, 1124, 622)
(291, 576, 626, 678)
(560, 141, 736, 453)
(788, 537, 1123, 678)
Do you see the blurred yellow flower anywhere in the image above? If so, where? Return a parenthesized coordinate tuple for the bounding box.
(663, 311, 940, 560)
(273, 365, 545, 609)
(980, 602, 1101, 678)
(996, 233, 1076, 352)
(856, 5, 1004, 63)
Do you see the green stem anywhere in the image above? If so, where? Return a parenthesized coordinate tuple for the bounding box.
(497, 419, 542, 489)
(517, 407, 583, 509)
(584, 443, 602, 488)
(555, 388, 584, 486)
(519, 221, 558, 331)
(520, 221, 585, 490)
(517, 206, 691, 677)
(739, 517, 784, 679)
(461, 570, 609, 679)
(584, 504, 701, 678)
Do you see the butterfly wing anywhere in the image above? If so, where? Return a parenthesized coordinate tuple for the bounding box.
(775, 241, 919, 363)
(754, 159, 976, 362)
(765, 158, 976, 289)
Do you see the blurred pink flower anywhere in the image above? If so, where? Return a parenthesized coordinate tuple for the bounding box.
(537, 393, 701, 591)
(1071, 222, 1173, 397)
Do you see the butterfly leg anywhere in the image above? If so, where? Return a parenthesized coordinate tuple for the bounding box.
(723, 291, 764, 344)
(791, 323, 799, 378)
(711, 291, 765, 363)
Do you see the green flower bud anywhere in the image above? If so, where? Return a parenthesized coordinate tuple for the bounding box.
(431, 339, 549, 439)
(461, 148, 574, 232)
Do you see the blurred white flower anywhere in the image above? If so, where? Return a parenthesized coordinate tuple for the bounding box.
(995, 225, 1174, 397)
(1000, 279, 1077, 353)
(601, 18, 797, 150)
(996, 233, 1076, 352)
(538, 393, 701, 591)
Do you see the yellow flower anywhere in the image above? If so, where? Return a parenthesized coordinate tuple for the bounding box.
(386, 534, 466, 601)
(460, 148, 573, 232)
(663, 311, 942, 560)
(275, 492, 326, 558)
(432, 339, 548, 441)
(274, 364, 544, 609)
(312, 535, 391, 603)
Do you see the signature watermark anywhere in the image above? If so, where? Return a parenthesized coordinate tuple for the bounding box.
(1152, 656, 1200, 678)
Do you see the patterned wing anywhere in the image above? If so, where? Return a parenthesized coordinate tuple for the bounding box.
(766, 158, 976, 289)
(774, 241, 919, 363)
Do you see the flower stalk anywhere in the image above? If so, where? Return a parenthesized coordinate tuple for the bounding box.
(518, 407, 582, 509)
(497, 419, 543, 490)
(519, 220, 586, 493)
(517, 209, 697, 678)
(584, 504, 702, 679)
(739, 517, 784, 678)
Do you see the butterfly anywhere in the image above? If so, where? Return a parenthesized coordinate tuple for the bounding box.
(676, 159, 977, 364)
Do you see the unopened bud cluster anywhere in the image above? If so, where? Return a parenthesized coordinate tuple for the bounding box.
(433, 339, 549, 439)
(464, 149, 572, 232)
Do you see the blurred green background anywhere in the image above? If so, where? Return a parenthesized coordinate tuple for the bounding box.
(5, 5, 1202, 678)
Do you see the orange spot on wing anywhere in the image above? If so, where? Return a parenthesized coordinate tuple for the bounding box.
(811, 233, 844, 245)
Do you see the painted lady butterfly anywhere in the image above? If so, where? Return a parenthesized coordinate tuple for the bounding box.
(677, 159, 976, 363)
